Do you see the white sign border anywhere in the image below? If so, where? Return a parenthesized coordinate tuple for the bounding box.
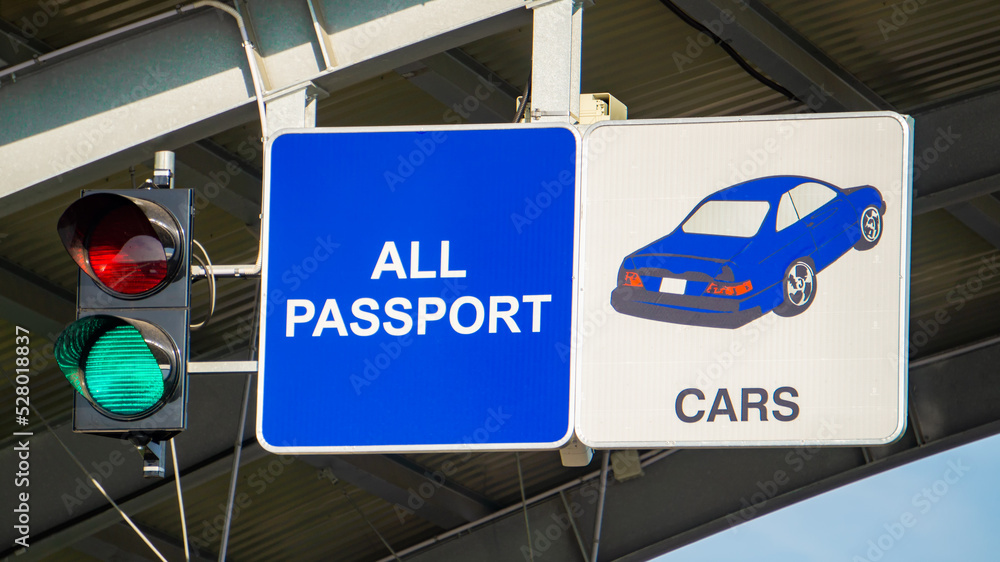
(256, 122, 582, 455)
(574, 111, 913, 448)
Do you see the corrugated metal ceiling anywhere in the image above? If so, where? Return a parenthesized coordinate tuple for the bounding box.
(765, 0, 1000, 110)
(0, 0, 181, 50)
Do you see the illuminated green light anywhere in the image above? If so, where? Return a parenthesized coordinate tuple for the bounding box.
(85, 325, 164, 415)
(56, 317, 166, 417)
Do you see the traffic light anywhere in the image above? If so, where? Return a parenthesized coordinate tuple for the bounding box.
(54, 186, 193, 474)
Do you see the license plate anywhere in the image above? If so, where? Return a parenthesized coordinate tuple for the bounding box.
(659, 278, 686, 294)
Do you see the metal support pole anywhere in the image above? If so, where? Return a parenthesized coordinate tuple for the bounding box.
(265, 82, 327, 135)
(218, 373, 252, 561)
(531, 0, 593, 468)
(569, 1, 583, 122)
(529, 0, 582, 123)
(590, 450, 610, 562)
(188, 361, 258, 374)
(191, 264, 260, 278)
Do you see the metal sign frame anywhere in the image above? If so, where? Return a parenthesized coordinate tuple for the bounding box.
(575, 112, 912, 448)
(257, 123, 581, 454)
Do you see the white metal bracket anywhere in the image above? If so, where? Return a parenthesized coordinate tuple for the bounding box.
(188, 361, 259, 374)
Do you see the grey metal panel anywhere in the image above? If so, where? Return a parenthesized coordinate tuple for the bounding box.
(0, 1, 182, 50)
(913, 172, 1000, 215)
(946, 196, 1000, 250)
(174, 142, 262, 229)
(396, 49, 520, 123)
(0, 0, 530, 220)
(397, 447, 866, 562)
(911, 89, 1000, 198)
(0, 258, 73, 337)
(404, 491, 594, 562)
(0, 9, 255, 219)
(247, 0, 324, 90)
(0, 18, 48, 65)
(910, 340, 1000, 443)
(299, 454, 498, 529)
(670, 0, 891, 112)
(575, 0, 806, 118)
(764, 0, 1000, 112)
(74, 522, 215, 562)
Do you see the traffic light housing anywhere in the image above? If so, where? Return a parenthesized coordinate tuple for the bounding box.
(54, 188, 193, 444)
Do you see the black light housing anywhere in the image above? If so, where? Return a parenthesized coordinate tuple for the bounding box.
(54, 188, 192, 447)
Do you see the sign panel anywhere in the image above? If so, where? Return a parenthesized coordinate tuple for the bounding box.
(258, 125, 579, 453)
(577, 113, 912, 447)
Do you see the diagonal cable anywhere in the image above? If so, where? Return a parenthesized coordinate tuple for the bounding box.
(658, 0, 799, 103)
(1, 365, 167, 561)
(516, 452, 535, 562)
(344, 489, 403, 561)
(171, 440, 191, 561)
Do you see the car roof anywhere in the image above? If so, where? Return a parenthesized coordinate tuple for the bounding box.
(707, 175, 836, 203)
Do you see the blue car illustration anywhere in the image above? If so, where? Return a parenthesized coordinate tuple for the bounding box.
(611, 175, 885, 329)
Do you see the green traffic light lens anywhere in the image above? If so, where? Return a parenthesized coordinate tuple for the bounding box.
(85, 324, 165, 415)
(56, 316, 172, 418)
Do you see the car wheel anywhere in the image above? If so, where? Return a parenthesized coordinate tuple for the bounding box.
(854, 205, 883, 251)
(774, 259, 816, 317)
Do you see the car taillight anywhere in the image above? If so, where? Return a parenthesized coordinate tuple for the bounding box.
(623, 271, 643, 288)
(705, 280, 753, 296)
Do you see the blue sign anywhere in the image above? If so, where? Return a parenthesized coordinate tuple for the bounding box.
(258, 125, 579, 452)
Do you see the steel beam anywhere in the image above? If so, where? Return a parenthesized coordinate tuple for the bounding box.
(298, 454, 498, 529)
(73, 522, 215, 562)
(0, 18, 50, 65)
(913, 172, 1000, 216)
(72, 534, 154, 562)
(0, 258, 73, 337)
(175, 160, 260, 230)
(946, 195, 1000, 250)
(528, 0, 592, 467)
(265, 81, 326, 133)
(911, 90, 1000, 199)
(396, 49, 520, 123)
(0, 0, 530, 219)
(669, 0, 891, 112)
(530, 0, 582, 122)
(0, 8, 255, 219)
(174, 141, 263, 229)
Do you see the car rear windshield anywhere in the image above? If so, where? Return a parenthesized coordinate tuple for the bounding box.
(681, 200, 770, 237)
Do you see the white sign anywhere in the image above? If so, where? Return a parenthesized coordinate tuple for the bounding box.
(576, 113, 912, 447)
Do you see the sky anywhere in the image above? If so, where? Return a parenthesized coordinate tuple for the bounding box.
(658, 433, 1000, 561)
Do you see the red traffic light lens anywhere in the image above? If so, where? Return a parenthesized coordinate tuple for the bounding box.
(88, 204, 168, 294)
(58, 193, 183, 298)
